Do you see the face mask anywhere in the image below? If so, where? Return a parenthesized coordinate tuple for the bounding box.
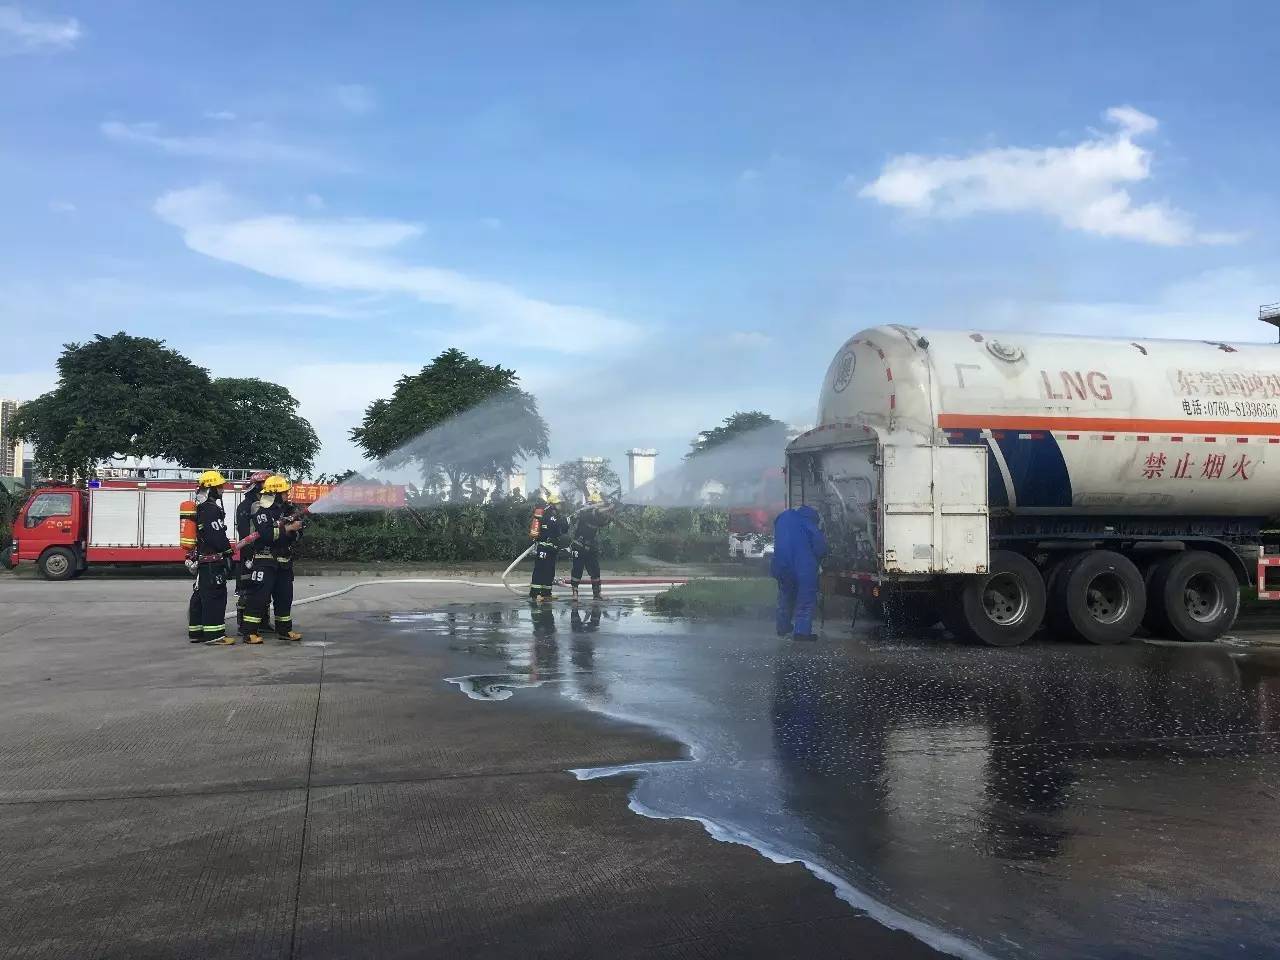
(259, 494, 276, 508)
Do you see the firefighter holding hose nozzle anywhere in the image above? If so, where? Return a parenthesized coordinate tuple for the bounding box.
(242, 475, 305, 644)
(529, 490, 567, 603)
(188, 470, 235, 645)
(570, 491, 613, 601)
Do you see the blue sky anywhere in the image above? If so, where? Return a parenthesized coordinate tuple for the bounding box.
(2, 1, 1279, 475)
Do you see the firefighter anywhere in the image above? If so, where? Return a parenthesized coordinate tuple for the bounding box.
(242, 475, 305, 644)
(187, 470, 235, 646)
(570, 492, 613, 601)
(529, 491, 566, 602)
(235, 470, 273, 637)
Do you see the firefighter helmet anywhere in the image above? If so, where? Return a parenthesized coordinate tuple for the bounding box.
(588, 492, 603, 504)
(263, 475, 291, 494)
(248, 470, 272, 485)
(198, 470, 227, 488)
(546, 492, 561, 505)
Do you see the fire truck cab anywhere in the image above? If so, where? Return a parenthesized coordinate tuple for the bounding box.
(8, 468, 263, 581)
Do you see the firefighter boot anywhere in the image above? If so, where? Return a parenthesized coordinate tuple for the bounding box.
(205, 635, 237, 646)
(571, 584, 580, 602)
(244, 634, 264, 645)
(283, 631, 303, 642)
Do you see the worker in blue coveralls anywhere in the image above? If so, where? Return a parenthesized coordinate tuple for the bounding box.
(771, 506, 827, 641)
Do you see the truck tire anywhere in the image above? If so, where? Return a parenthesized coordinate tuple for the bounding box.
(951, 550, 1045, 647)
(1147, 551, 1240, 643)
(38, 547, 77, 581)
(1049, 550, 1145, 645)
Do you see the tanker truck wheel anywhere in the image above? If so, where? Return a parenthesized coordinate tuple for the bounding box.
(1147, 551, 1240, 643)
(950, 550, 1045, 647)
(1048, 550, 1145, 645)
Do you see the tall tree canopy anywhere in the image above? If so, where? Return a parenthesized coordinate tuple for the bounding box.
(687, 411, 787, 459)
(208, 378, 319, 476)
(673, 410, 789, 505)
(350, 348, 549, 500)
(12, 333, 318, 480)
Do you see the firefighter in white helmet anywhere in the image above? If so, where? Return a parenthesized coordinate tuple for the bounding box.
(188, 470, 234, 646)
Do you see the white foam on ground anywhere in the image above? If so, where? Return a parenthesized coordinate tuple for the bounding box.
(571, 762, 995, 960)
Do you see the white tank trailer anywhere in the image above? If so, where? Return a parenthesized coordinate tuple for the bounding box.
(787, 323, 1280, 646)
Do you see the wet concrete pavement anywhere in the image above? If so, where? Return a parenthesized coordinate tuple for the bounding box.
(420, 604, 1280, 960)
(0, 577, 938, 959)
(3, 574, 1280, 958)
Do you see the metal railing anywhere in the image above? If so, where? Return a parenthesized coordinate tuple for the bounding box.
(94, 467, 268, 482)
(1261, 302, 1280, 323)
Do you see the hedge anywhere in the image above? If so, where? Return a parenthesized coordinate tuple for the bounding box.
(292, 501, 722, 565)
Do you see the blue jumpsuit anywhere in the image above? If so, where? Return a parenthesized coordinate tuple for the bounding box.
(770, 506, 827, 636)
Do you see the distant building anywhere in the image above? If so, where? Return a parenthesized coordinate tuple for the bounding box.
(537, 464, 560, 498)
(0, 399, 23, 479)
(627, 448, 658, 497)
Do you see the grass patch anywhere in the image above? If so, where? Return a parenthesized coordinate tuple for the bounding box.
(652, 577, 776, 619)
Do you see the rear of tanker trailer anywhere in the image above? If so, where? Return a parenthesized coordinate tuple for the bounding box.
(790, 324, 1271, 646)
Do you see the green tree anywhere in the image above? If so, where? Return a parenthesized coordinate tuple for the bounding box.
(12, 333, 220, 480)
(680, 410, 788, 505)
(208, 378, 319, 476)
(350, 348, 549, 500)
(13, 333, 318, 481)
(686, 411, 787, 459)
(554, 458, 621, 503)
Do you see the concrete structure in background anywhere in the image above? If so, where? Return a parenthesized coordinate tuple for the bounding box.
(627, 448, 658, 498)
(537, 464, 559, 498)
(0, 399, 23, 479)
(506, 470, 526, 498)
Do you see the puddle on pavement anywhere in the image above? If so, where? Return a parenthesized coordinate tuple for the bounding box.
(383, 603, 1280, 959)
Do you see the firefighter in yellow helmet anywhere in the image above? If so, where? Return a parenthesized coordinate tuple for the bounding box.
(188, 470, 234, 645)
(529, 489, 566, 602)
(570, 491, 613, 601)
(242, 475, 305, 643)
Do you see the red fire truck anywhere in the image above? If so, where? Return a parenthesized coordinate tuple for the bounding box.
(6, 469, 266, 580)
(6, 469, 410, 580)
(727, 467, 786, 561)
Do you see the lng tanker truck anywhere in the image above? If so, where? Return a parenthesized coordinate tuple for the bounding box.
(787, 323, 1280, 646)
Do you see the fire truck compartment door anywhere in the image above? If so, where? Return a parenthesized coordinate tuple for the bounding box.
(89, 489, 141, 547)
(142, 489, 189, 546)
(880, 444, 988, 575)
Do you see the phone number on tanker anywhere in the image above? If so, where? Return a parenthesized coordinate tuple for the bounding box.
(1183, 399, 1280, 419)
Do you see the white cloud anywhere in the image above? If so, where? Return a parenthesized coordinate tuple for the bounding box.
(153, 183, 643, 354)
(48, 199, 76, 214)
(204, 110, 237, 121)
(858, 105, 1234, 246)
(0, 5, 80, 53)
(304, 192, 326, 210)
(101, 120, 345, 170)
(332, 83, 376, 115)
